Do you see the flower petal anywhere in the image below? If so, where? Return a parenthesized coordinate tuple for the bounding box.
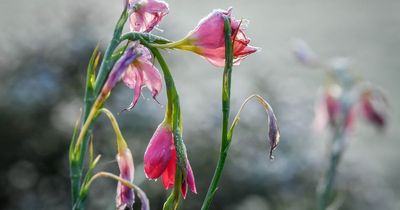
(144, 125, 174, 179)
(161, 149, 176, 189)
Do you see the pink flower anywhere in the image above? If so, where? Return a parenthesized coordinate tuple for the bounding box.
(360, 90, 386, 128)
(175, 8, 258, 67)
(128, 0, 169, 32)
(325, 92, 341, 126)
(122, 45, 162, 110)
(144, 124, 196, 198)
(116, 148, 135, 210)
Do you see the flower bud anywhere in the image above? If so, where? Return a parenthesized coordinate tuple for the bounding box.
(116, 148, 135, 210)
(144, 123, 197, 197)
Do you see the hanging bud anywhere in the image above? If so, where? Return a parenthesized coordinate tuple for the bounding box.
(144, 123, 197, 197)
(267, 108, 280, 160)
(116, 148, 135, 210)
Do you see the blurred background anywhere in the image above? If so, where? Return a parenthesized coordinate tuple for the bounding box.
(1, 0, 399, 209)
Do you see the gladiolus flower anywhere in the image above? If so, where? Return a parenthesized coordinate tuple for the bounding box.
(144, 124, 196, 198)
(116, 148, 135, 210)
(167, 8, 258, 67)
(101, 45, 161, 110)
(122, 45, 162, 110)
(128, 0, 169, 32)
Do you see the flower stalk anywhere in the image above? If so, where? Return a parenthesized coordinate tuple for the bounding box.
(201, 15, 233, 210)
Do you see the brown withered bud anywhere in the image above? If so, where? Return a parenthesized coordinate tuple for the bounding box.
(267, 110, 280, 160)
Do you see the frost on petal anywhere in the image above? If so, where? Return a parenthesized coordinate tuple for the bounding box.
(189, 9, 228, 48)
(144, 125, 174, 179)
(185, 8, 258, 67)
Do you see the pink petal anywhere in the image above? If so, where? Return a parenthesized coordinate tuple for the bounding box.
(140, 59, 162, 98)
(161, 149, 176, 189)
(144, 125, 174, 179)
(185, 161, 197, 194)
(123, 66, 144, 111)
(129, 0, 169, 32)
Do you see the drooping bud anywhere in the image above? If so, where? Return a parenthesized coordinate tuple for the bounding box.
(116, 148, 135, 210)
(144, 122, 197, 197)
(264, 103, 280, 160)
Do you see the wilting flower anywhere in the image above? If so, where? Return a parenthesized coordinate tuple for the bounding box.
(168, 8, 258, 67)
(101, 46, 140, 97)
(359, 89, 387, 128)
(122, 45, 162, 110)
(267, 107, 280, 159)
(128, 0, 169, 32)
(116, 148, 135, 210)
(102, 44, 162, 110)
(144, 124, 196, 198)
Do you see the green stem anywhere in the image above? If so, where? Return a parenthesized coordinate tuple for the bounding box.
(69, 7, 128, 210)
(201, 16, 233, 210)
(317, 93, 350, 210)
(318, 130, 345, 210)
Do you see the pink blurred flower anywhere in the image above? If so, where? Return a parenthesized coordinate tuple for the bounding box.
(116, 148, 135, 210)
(174, 8, 258, 67)
(122, 45, 162, 110)
(128, 0, 169, 32)
(144, 124, 196, 198)
(360, 90, 386, 128)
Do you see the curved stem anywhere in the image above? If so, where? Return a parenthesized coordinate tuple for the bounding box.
(229, 94, 273, 134)
(98, 108, 127, 153)
(201, 16, 233, 210)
